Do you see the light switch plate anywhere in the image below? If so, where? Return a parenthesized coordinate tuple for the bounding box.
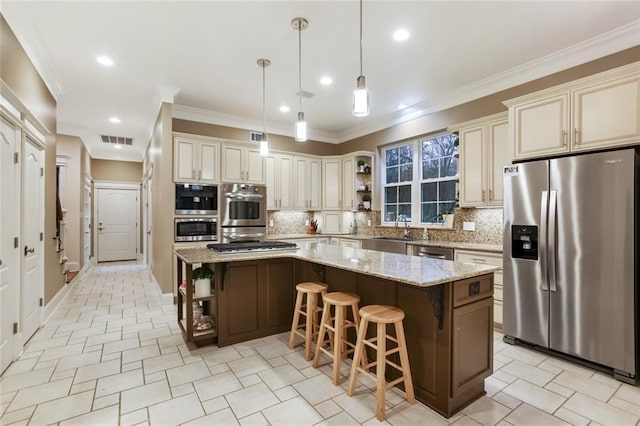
(463, 221, 476, 231)
(367, 219, 371, 226)
(269, 220, 274, 227)
(305, 219, 309, 226)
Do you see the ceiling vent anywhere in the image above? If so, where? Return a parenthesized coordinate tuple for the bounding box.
(101, 135, 133, 145)
(295, 90, 316, 99)
(250, 131, 265, 142)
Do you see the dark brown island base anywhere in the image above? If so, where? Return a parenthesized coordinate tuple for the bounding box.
(174, 242, 498, 418)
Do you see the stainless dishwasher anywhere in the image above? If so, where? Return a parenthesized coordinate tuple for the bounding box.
(413, 245, 453, 260)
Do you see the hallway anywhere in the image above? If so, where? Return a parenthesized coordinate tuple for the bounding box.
(1, 262, 639, 425)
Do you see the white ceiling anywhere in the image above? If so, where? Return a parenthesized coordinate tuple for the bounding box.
(2, 1, 639, 162)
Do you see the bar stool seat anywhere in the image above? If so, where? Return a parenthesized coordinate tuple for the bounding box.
(288, 282, 328, 361)
(313, 292, 364, 385)
(347, 305, 415, 421)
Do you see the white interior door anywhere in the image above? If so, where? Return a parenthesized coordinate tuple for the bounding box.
(0, 116, 21, 373)
(97, 187, 138, 262)
(83, 182, 92, 268)
(147, 176, 153, 268)
(22, 139, 44, 343)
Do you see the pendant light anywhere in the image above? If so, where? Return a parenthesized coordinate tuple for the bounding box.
(257, 58, 270, 156)
(292, 17, 308, 142)
(353, 0, 369, 117)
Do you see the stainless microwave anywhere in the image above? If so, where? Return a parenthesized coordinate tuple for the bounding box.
(175, 218, 218, 242)
(175, 183, 218, 215)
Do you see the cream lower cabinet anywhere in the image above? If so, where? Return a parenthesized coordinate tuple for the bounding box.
(293, 156, 321, 210)
(454, 250, 503, 328)
(221, 143, 265, 183)
(506, 62, 640, 160)
(174, 136, 219, 183)
(265, 153, 292, 210)
(456, 113, 509, 207)
(337, 238, 361, 249)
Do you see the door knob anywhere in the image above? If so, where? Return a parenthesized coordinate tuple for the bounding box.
(24, 246, 35, 256)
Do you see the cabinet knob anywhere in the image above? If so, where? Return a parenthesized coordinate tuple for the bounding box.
(574, 128, 579, 145)
(562, 130, 567, 147)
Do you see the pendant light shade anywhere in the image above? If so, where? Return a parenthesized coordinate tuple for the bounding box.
(353, 0, 370, 117)
(257, 58, 271, 156)
(292, 17, 308, 142)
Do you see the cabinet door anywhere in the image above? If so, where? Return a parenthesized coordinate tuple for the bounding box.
(198, 142, 218, 183)
(293, 156, 308, 210)
(339, 239, 361, 249)
(322, 159, 342, 210)
(265, 155, 278, 210)
(308, 158, 322, 210)
(323, 212, 342, 234)
(342, 157, 355, 210)
(245, 148, 265, 183)
(221, 145, 244, 182)
(278, 155, 293, 209)
(451, 297, 493, 396)
(217, 262, 261, 346)
(459, 125, 486, 207)
(263, 259, 294, 333)
(511, 93, 569, 160)
(174, 138, 196, 182)
(572, 75, 640, 151)
(487, 119, 509, 205)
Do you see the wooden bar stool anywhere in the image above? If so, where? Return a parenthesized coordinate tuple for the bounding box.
(347, 305, 415, 421)
(288, 282, 328, 361)
(313, 292, 364, 385)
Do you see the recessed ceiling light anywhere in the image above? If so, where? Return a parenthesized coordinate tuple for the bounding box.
(109, 117, 120, 123)
(320, 76, 333, 86)
(96, 56, 114, 66)
(397, 103, 408, 110)
(279, 105, 290, 113)
(393, 29, 410, 42)
(113, 144, 122, 149)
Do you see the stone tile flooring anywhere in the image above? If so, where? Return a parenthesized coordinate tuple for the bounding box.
(1, 261, 639, 425)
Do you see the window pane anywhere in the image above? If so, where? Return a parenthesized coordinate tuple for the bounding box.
(439, 181, 456, 201)
(398, 185, 411, 203)
(386, 148, 398, 167)
(384, 205, 397, 222)
(385, 187, 397, 203)
(439, 201, 456, 216)
(398, 203, 411, 219)
(421, 182, 437, 202)
(399, 164, 413, 182)
(421, 203, 437, 223)
(386, 166, 398, 184)
(441, 156, 457, 177)
(422, 159, 438, 179)
(399, 145, 413, 165)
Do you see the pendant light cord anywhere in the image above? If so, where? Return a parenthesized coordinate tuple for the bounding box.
(298, 23, 303, 112)
(262, 62, 266, 136)
(359, 0, 363, 76)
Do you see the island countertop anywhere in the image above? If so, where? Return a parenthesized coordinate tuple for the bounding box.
(174, 241, 498, 288)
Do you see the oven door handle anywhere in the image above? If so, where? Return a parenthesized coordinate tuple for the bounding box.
(226, 232, 266, 240)
(225, 193, 264, 200)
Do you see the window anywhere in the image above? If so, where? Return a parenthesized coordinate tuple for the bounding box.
(383, 133, 458, 225)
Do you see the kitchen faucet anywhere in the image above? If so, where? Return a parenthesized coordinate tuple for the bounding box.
(396, 214, 410, 239)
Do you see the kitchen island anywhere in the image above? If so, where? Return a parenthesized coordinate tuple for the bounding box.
(174, 242, 498, 417)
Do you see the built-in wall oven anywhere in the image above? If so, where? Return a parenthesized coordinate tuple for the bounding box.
(175, 217, 218, 242)
(220, 183, 267, 243)
(175, 183, 218, 215)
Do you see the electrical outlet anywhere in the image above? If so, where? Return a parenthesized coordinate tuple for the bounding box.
(463, 221, 476, 231)
(269, 219, 274, 227)
(305, 219, 309, 226)
(367, 219, 371, 227)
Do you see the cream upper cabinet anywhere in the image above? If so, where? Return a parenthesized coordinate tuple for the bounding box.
(456, 113, 509, 207)
(572, 73, 640, 152)
(265, 153, 292, 210)
(506, 62, 640, 160)
(221, 143, 265, 183)
(174, 137, 219, 183)
(342, 156, 355, 210)
(322, 158, 342, 210)
(293, 156, 321, 210)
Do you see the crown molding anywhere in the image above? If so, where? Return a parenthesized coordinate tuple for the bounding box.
(1, 4, 64, 100)
(171, 104, 340, 144)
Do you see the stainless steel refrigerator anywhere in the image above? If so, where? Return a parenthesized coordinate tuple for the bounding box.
(503, 147, 639, 384)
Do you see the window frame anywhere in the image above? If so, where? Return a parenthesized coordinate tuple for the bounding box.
(381, 132, 459, 226)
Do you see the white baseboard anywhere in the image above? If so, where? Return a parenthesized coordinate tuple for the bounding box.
(44, 277, 77, 323)
(149, 271, 174, 307)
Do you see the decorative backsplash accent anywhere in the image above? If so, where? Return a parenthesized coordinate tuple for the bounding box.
(267, 208, 503, 245)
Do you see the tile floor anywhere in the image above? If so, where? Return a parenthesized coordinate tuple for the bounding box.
(1, 261, 639, 425)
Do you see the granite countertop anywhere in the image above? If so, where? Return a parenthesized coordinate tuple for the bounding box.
(175, 242, 498, 288)
(268, 234, 502, 253)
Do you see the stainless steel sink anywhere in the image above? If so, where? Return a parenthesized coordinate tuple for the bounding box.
(362, 237, 411, 254)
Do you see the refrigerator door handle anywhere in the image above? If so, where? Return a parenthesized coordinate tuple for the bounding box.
(548, 190, 558, 292)
(540, 191, 549, 291)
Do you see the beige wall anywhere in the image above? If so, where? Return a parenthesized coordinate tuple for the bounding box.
(91, 159, 143, 182)
(1, 14, 62, 303)
(172, 119, 340, 156)
(146, 103, 174, 295)
(337, 46, 640, 153)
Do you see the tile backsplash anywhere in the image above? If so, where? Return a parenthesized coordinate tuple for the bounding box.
(267, 208, 503, 245)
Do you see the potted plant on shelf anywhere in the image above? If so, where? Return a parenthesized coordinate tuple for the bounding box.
(192, 266, 213, 297)
(362, 194, 372, 211)
(357, 159, 366, 172)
